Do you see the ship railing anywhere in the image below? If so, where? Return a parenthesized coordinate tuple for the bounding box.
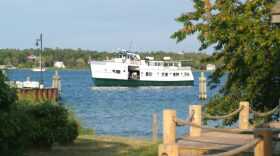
(127, 60, 141, 65)
(90, 61, 107, 65)
(140, 66, 191, 70)
(177, 66, 191, 70)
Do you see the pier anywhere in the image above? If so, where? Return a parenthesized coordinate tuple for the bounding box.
(18, 88, 59, 101)
(159, 102, 280, 156)
(16, 70, 61, 102)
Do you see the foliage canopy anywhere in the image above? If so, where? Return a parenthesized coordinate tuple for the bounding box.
(172, 0, 280, 123)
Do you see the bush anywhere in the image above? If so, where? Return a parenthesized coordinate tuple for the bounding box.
(26, 102, 79, 148)
(0, 71, 84, 154)
(56, 120, 79, 145)
(0, 71, 17, 110)
(0, 101, 81, 155)
(68, 110, 95, 135)
(0, 71, 25, 155)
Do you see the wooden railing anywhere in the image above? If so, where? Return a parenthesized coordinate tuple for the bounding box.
(158, 101, 280, 156)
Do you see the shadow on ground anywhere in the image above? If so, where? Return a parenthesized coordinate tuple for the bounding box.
(27, 135, 158, 156)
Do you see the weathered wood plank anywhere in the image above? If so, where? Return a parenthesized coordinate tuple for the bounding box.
(177, 132, 254, 155)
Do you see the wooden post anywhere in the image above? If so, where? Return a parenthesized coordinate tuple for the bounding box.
(199, 72, 207, 100)
(52, 69, 61, 98)
(189, 105, 202, 137)
(48, 89, 53, 100)
(42, 89, 48, 100)
(159, 110, 178, 156)
(53, 88, 58, 101)
(163, 110, 176, 144)
(39, 89, 44, 100)
(254, 128, 272, 156)
(153, 112, 158, 143)
(26, 89, 32, 99)
(239, 101, 249, 130)
(158, 144, 178, 156)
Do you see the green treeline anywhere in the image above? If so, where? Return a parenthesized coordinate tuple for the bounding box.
(0, 48, 217, 70)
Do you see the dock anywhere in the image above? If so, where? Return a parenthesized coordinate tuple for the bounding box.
(18, 88, 59, 101)
(15, 70, 61, 102)
(177, 132, 255, 155)
(159, 102, 280, 156)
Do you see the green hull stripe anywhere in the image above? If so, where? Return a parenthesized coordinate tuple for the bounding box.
(93, 78, 194, 86)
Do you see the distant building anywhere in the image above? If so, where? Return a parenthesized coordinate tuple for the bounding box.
(0, 65, 6, 70)
(0, 65, 16, 70)
(145, 56, 154, 60)
(206, 64, 216, 71)
(26, 54, 37, 61)
(177, 51, 185, 55)
(163, 57, 171, 61)
(54, 61, 66, 68)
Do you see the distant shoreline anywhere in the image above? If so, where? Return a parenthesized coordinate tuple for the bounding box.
(14, 68, 90, 71)
(11, 68, 213, 72)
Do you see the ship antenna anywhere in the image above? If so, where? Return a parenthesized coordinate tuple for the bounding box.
(129, 41, 132, 52)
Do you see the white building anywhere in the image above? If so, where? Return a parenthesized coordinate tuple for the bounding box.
(54, 61, 66, 69)
(206, 64, 216, 71)
(163, 57, 171, 61)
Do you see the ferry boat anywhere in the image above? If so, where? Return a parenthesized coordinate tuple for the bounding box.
(89, 52, 194, 86)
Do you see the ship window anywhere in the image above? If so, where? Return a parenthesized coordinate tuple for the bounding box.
(162, 73, 168, 77)
(173, 73, 179, 76)
(164, 63, 168, 66)
(113, 70, 120, 74)
(123, 70, 125, 72)
(185, 72, 190, 76)
(146, 72, 152, 76)
(169, 63, 173, 66)
(174, 63, 178, 66)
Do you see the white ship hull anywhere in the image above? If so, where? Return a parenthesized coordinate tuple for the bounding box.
(32, 68, 46, 72)
(90, 53, 194, 86)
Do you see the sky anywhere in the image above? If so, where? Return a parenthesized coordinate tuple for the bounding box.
(0, 0, 205, 52)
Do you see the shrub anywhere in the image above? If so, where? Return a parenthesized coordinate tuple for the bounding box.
(56, 120, 79, 145)
(0, 71, 83, 154)
(26, 102, 79, 148)
(68, 110, 95, 135)
(0, 71, 17, 110)
(0, 71, 24, 155)
(0, 101, 81, 155)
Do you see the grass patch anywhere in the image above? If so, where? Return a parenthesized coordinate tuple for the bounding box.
(27, 135, 158, 156)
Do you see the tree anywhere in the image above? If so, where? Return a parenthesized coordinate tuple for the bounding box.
(0, 71, 17, 111)
(76, 58, 86, 68)
(172, 0, 280, 124)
